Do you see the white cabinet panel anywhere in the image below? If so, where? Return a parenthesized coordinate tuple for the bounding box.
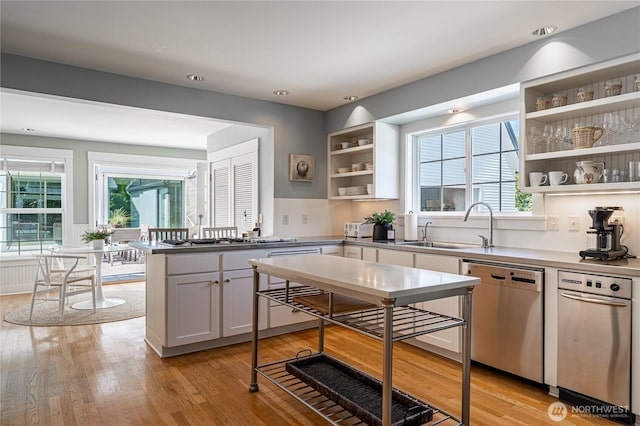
(167, 252, 220, 275)
(222, 268, 267, 337)
(343, 246, 362, 259)
(377, 248, 413, 267)
(269, 304, 314, 328)
(167, 272, 220, 346)
(362, 247, 377, 262)
(414, 253, 461, 353)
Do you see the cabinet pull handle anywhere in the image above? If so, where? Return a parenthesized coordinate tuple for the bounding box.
(212, 280, 219, 285)
(224, 279, 230, 283)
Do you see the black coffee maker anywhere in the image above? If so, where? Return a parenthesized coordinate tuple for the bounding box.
(579, 206, 626, 260)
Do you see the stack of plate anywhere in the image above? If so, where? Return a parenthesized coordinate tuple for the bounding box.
(346, 186, 368, 195)
(364, 163, 373, 171)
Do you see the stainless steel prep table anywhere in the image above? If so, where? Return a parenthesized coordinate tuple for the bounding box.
(248, 255, 480, 426)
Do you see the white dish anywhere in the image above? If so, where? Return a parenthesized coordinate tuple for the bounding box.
(337, 167, 350, 174)
(338, 187, 347, 196)
(346, 186, 367, 195)
(340, 142, 351, 149)
(358, 139, 369, 146)
(351, 162, 365, 172)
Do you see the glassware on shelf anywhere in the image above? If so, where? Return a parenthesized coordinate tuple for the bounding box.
(619, 115, 640, 143)
(535, 97, 550, 111)
(527, 126, 543, 154)
(576, 87, 594, 103)
(554, 125, 571, 150)
(542, 124, 555, 152)
(551, 93, 568, 108)
(602, 112, 620, 146)
(635, 75, 640, 92)
(604, 80, 623, 97)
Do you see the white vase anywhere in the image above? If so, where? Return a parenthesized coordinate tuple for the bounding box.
(91, 239, 105, 250)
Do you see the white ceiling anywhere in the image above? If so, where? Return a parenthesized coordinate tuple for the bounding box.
(1, 1, 637, 149)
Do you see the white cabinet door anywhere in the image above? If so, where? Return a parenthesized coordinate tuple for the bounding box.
(414, 254, 461, 353)
(221, 268, 267, 337)
(167, 272, 220, 347)
(343, 246, 362, 259)
(377, 248, 413, 267)
(320, 245, 343, 256)
(362, 247, 377, 262)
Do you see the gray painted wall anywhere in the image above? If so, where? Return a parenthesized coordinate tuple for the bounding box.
(325, 7, 640, 132)
(0, 53, 326, 199)
(1, 132, 205, 223)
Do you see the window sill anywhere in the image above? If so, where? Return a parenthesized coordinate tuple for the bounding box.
(413, 212, 546, 231)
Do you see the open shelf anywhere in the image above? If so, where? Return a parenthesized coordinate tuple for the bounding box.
(256, 355, 462, 426)
(259, 285, 465, 342)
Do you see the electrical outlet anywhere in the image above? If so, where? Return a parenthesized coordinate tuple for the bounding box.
(282, 214, 289, 226)
(301, 213, 308, 225)
(568, 215, 580, 232)
(548, 216, 559, 231)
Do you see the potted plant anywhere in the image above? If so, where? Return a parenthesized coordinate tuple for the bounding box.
(81, 228, 113, 249)
(108, 208, 131, 228)
(364, 210, 396, 241)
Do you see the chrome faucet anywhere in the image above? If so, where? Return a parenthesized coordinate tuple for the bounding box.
(463, 202, 494, 248)
(422, 221, 433, 243)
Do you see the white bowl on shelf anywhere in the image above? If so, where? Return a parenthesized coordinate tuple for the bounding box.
(340, 142, 351, 149)
(351, 162, 365, 172)
(338, 187, 347, 196)
(337, 167, 350, 174)
(358, 138, 369, 146)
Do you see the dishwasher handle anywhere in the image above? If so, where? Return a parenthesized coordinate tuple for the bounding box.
(490, 273, 506, 281)
(560, 292, 628, 307)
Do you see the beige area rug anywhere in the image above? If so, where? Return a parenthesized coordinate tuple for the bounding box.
(3, 291, 145, 326)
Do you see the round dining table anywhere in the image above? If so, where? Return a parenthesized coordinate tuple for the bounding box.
(51, 244, 136, 309)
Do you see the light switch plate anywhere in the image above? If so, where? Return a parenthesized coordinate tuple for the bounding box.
(548, 216, 559, 231)
(282, 214, 289, 226)
(568, 215, 580, 232)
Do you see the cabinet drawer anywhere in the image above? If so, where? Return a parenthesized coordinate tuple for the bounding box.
(222, 250, 267, 271)
(167, 253, 220, 275)
(270, 304, 314, 328)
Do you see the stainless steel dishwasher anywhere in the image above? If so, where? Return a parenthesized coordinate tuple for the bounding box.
(461, 260, 544, 382)
(557, 270, 632, 423)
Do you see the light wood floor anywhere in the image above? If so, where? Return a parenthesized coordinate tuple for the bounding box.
(1, 282, 613, 425)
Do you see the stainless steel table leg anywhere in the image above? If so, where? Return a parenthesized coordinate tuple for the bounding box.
(382, 299, 394, 426)
(249, 266, 260, 392)
(461, 287, 473, 425)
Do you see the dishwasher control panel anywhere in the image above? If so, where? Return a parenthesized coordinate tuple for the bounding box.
(558, 270, 631, 298)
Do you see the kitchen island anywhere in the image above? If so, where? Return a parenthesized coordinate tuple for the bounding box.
(248, 255, 479, 426)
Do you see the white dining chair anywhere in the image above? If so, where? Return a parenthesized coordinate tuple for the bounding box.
(29, 254, 97, 320)
(201, 227, 238, 239)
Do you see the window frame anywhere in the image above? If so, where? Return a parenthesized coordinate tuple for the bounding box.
(407, 112, 527, 216)
(0, 145, 74, 257)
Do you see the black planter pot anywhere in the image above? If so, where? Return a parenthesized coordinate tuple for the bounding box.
(372, 223, 390, 241)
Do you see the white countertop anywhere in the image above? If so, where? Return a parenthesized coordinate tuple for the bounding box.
(248, 255, 480, 305)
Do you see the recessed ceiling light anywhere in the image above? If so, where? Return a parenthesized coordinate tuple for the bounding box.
(186, 74, 203, 81)
(448, 108, 464, 114)
(532, 26, 557, 36)
(273, 90, 289, 96)
(22, 128, 35, 132)
(344, 95, 359, 102)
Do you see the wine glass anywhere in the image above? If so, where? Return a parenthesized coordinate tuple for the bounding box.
(602, 112, 615, 145)
(527, 126, 543, 154)
(620, 115, 640, 143)
(554, 126, 571, 151)
(542, 124, 555, 152)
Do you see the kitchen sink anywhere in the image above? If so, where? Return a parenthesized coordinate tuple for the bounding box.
(395, 241, 479, 250)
